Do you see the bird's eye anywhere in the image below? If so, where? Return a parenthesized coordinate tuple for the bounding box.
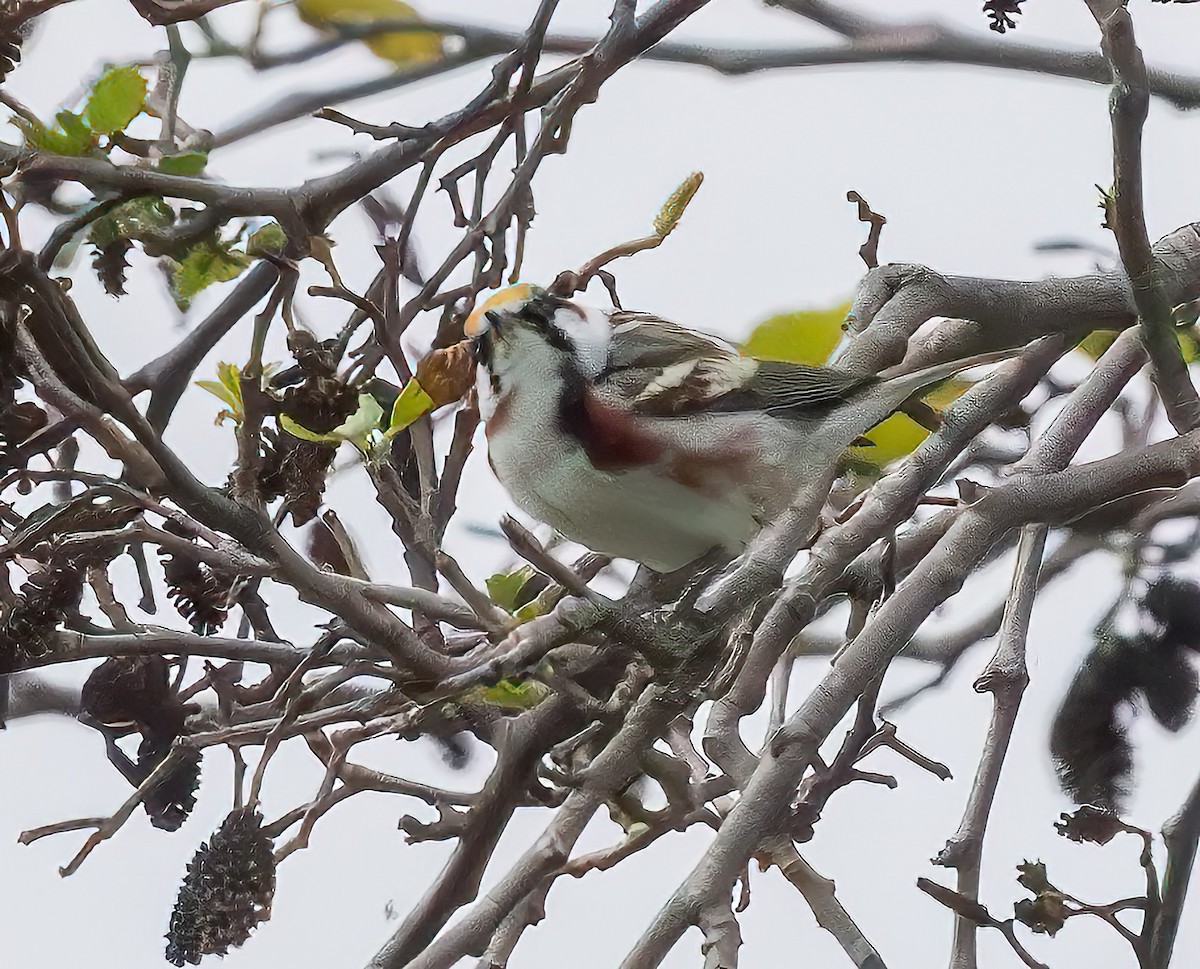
(485, 309, 505, 330)
(543, 324, 574, 353)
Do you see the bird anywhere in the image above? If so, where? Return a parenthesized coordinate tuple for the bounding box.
(465, 283, 1014, 573)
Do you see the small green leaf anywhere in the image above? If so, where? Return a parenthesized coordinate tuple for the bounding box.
(742, 301, 851, 366)
(196, 362, 246, 424)
(384, 378, 435, 438)
(195, 380, 234, 407)
(57, 110, 92, 144)
(475, 677, 550, 711)
(335, 393, 384, 442)
(279, 413, 341, 444)
(16, 112, 94, 155)
(852, 379, 969, 459)
(515, 598, 548, 622)
(89, 196, 175, 247)
(84, 65, 147, 135)
(167, 238, 251, 310)
(156, 151, 208, 176)
(246, 221, 287, 258)
(280, 393, 384, 447)
(486, 565, 536, 613)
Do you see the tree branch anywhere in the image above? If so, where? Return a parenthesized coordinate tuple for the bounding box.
(1086, 0, 1200, 432)
(932, 525, 1047, 969)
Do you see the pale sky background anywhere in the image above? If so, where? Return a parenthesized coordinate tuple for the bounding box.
(3, 1, 1200, 968)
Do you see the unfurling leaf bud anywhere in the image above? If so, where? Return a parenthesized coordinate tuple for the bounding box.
(414, 340, 475, 408)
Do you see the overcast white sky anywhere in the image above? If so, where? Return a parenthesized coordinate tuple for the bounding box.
(3, 1, 1200, 967)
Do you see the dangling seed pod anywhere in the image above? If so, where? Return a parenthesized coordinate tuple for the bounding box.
(0, 560, 85, 673)
(165, 807, 276, 965)
(158, 522, 234, 635)
(0, 0, 29, 83)
(92, 238, 134, 297)
(139, 740, 202, 832)
(1051, 574, 1200, 811)
(80, 654, 182, 736)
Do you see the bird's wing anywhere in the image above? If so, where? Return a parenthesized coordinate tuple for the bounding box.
(740, 360, 874, 414)
(598, 312, 873, 417)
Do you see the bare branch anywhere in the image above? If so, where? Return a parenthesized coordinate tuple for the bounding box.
(1086, 0, 1200, 431)
(932, 525, 1047, 969)
(1151, 770, 1200, 968)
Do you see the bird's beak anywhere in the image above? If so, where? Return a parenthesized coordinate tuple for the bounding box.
(465, 308, 504, 340)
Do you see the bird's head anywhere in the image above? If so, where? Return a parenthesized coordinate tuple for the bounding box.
(465, 284, 613, 393)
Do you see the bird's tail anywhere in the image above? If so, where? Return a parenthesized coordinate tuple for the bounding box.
(876, 348, 1020, 395)
(830, 347, 1020, 449)
(873, 345, 1022, 410)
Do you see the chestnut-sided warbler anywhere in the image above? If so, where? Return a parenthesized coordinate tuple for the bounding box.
(466, 284, 1011, 572)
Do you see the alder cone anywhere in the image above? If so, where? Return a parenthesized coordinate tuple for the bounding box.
(416, 340, 474, 407)
(0, 561, 85, 672)
(165, 807, 276, 965)
(81, 654, 180, 735)
(0, 0, 25, 83)
(140, 739, 202, 832)
(92, 238, 133, 297)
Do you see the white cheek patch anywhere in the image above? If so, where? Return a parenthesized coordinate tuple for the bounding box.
(555, 305, 612, 378)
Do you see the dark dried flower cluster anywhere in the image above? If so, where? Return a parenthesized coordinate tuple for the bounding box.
(258, 336, 358, 525)
(1050, 575, 1200, 810)
(1013, 861, 1068, 936)
(0, 0, 30, 83)
(1053, 804, 1127, 845)
(983, 0, 1025, 33)
(140, 739, 203, 831)
(0, 320, 48, 464)
(159, 522, 235, 635)
(81, 654, 201, 830)
(165, 808, 276, 966)
(92, 237, 134, 297)
(0, 559, 84, 674)
(81, 653, 183, 737)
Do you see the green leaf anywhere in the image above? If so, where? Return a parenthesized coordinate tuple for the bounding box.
(513, 598, 546, 622)
(167, 238, 251, 310)
(84, 65, 147, 135)
(335, 393, 384, 442)
(383, 378, 435, 438)
(246, 221, 287, 258)
(1076, 326, 1199, 363)
(847, 377, 972, 475)
(279, 413, 341, 444)
(196, 362, 245, 424)
(475, 677, 550, 711)
(88, 196, 175, 247)
(156, 151, 208, 176)
(742, 301, 851, 366)
(16, 112, 94, 156)
(485, 565, 536, 613)
(280, 393, 384, 447)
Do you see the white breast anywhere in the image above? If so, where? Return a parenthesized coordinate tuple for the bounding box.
(485, 390, 773, 572)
